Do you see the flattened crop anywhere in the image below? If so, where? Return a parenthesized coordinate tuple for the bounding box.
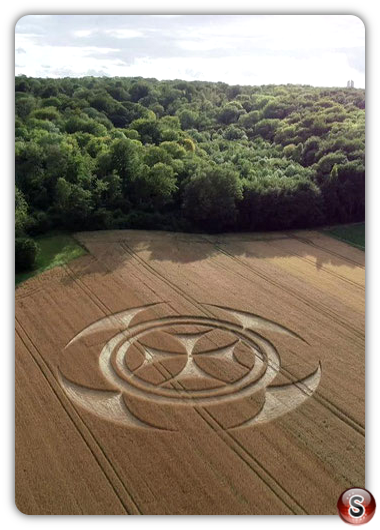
(15, 229, 365, 515)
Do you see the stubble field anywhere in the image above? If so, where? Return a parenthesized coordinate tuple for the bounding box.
(15, 229, 365, 515)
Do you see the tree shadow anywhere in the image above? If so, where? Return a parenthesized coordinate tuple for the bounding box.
(15, 228, 364, 298)
(67, 228, 364, 279)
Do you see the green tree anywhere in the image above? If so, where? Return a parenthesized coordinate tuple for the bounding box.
(134, 163, 177, 209)
(223, 125, 247, 140)
(254, 119, 280, 141)
(182, 138, 196, 152)
(14, 76, 365, 233)
(239, 177, 324, 230)
(177, 109, 198, 130)
(31, 107, 60, 121)
(315, 152, 347, 183)
(262, 99, 288, 119)
(238, 110, 261, 128)
(182, 166, 242, 230)
(55, 178, 93, 227)
(218, 102, 244, 125)
(108, 138, 141, 184)
(129, 81, 151, 103)
(129, 118, 160, 144)
(15, 94, 36, 119)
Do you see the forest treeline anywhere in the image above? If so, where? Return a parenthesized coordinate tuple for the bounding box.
(15, 75, 365, 269)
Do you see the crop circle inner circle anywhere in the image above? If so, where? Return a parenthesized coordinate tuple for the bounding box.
(100, 315, 281, 405)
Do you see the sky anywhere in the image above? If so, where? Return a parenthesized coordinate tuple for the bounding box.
(15, 14, 365, 88)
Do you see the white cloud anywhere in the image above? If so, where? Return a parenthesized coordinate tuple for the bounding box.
(74, 30, 94, 38)
(179, 40, 221, 52)
(14, 15, 365, 87)
(14, 38, 121, 78)
(179, 15, 363, 50)
(100, 52, 364, 88)
(104, 29, 143, 39)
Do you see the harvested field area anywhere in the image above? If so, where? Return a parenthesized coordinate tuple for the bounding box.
(15, 229, 365, 515)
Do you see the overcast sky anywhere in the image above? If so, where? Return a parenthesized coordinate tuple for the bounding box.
(15, 15, 365, 88)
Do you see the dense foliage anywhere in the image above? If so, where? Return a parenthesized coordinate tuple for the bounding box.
(15, 237, 39, 272)
(15, 75, 365, 241)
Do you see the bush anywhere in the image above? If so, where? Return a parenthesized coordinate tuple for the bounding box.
(15, 237, 39, 272)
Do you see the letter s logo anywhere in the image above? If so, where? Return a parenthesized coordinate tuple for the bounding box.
(349, 495, 365, 518)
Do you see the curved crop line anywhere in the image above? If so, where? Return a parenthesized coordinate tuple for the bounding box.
(100, 317, 280, 405)
(59, 303, 321, 430)
(65, 302, 164, 348)
(229, 363, 322, 430)
(57, 370, 172, 430)
(203, 304, 308, 344)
